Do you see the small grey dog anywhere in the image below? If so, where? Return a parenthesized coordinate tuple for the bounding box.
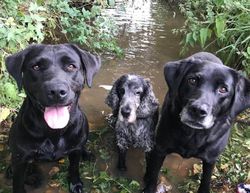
(105, 74, 159, 171)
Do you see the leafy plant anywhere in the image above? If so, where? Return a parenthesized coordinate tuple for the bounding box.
(51, 130, 140, 193)
(173, 0, 250, 74)
(0, 0, 122, 120)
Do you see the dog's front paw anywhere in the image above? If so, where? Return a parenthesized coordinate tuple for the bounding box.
(24, 164, 43, 188)
(198, 187, 210, 193)
(25, 173, 43, 188)
(69, 181, 84, 193)
(142, 185, 157, 193)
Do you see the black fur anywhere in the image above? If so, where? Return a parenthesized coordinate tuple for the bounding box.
(143, 52, 250, 193)
(5, 43, 101, 193)
(105, 74, 159, 171)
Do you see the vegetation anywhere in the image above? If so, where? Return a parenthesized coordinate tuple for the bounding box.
(0, 0, 121, 117)
(0, 1, 249, 193)
(51, 129, 140, 193)
(177, 121, 250, 193)
(0, 128, 141, 193)
(173, 0, 250, 75)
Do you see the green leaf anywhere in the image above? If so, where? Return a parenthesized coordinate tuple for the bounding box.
(215, 15, 226, 38)
(4, 82, 17, 99)
(186, 33, 192, 44)
(200, 28, 209, 48)
(108, 0, 115, 7)
(213, 0, 224, 6)
(247, 47, 250, 55)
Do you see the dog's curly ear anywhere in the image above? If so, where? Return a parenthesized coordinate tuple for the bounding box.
(69, 44, 101, 87)
(137, 79, 159, 118)
(5, 47, 33, 91)
(231, 70, 250, 116)
(105, 76, 125, 113)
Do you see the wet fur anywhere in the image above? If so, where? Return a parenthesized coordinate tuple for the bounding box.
(143, 52, 250, 193)
(5, 43, 101, 193)
(105, 74, 159, 171)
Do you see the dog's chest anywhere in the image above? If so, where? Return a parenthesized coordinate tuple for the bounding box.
(117, 121, 147, 138)
(35, 137, 69, 161)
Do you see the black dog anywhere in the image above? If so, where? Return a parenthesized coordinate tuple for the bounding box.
(143, 52, 250, 193)
(105, 74, 159, 171)
(5, 43, 101, 193)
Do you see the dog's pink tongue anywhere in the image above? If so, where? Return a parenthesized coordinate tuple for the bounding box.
(44, 106, 70, 129)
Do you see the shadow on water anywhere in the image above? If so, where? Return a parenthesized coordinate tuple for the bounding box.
(0, 0, 200, 192)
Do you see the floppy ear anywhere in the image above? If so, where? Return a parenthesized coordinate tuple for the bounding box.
(5, 48, 31, 91)
(137, 79, 159, 118)
(105, 76, 125, 113)
(164, 54, 215, 99)
(231, 71, 250, 116)
(164, 59, 194, 99)
(69, 44, 101, 87)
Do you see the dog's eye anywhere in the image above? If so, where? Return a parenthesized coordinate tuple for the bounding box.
(188, 77, 197, 85)
(135, 91, 141, 95)
(66, 64, 77, 71)
(120, 88, 125, 95)
(218, 86, 228, 93)
(32, 65, 40, 71)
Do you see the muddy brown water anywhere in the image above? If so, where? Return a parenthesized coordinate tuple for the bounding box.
(0, 0, 200, 192)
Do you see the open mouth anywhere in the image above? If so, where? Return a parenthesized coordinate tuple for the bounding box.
(44, 103, 72, 129)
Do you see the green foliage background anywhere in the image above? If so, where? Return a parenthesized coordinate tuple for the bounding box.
(173, 0, 250, 74)
(0, 0, 121, 111)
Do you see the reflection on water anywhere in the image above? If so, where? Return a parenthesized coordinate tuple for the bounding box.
(81, 0, 185, 129)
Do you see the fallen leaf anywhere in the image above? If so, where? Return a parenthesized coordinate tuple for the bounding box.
(193, 163, 202, 175)
(48, 180, 60, 188)
(0, 108, 10, 123)
(220, 163, 229, 171)
(49, 166, 60, 176)
(58, 159, 65, 164)
(0, 144, 5, 151)
(0, 134, 8, 143)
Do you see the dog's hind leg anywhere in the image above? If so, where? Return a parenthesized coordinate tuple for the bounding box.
(117, 147, 127, 171)
(68, 151, 84, 193)
(198, 161, 215, 193)
(12, 162, 28, 193)
(143, 149, 166, 193)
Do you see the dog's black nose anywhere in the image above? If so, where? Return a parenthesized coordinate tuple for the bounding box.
(121, 106, 131, 118)
(189, 104, 208, 118)
(47, 85, 68, 100)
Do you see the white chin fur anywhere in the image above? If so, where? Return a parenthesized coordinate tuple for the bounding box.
(180, 108, 214, 129)
(118, 110, 137, 123)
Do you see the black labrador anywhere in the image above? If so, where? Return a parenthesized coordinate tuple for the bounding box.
(143, 52, 250, 193)
(5, 43, 101, 193)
